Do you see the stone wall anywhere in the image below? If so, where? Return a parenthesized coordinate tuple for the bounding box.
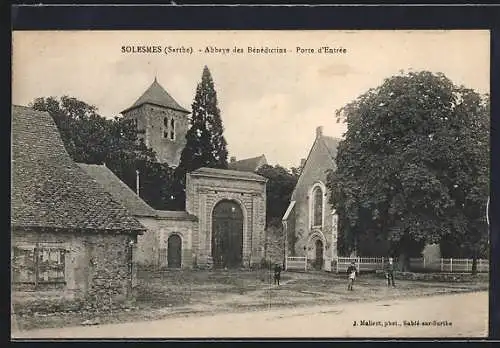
(123, 104, 189, 166)
(186, 172, 267, 268)
(136, 217, 195, 269)
(11, 228, 136, 310)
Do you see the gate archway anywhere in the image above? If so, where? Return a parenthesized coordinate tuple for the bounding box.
(212, 200, 244, 269)
(167, 234, 182, 268)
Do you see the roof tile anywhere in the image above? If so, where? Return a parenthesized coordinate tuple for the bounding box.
(11, 105, 146, 233)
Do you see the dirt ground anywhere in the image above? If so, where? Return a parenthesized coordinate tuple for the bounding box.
(12, 269, 489, 332)
(12, 291, 489, 338)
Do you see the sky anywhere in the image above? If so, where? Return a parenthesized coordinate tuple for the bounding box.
(12, 30, 489, 169)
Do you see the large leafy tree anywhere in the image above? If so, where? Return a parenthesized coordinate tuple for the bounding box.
(30, 96, 179, 210)
(326, 71, 489, 272)
(173, 66, 229, 209)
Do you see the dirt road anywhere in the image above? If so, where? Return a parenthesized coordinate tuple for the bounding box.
(12, 291, 488, 339)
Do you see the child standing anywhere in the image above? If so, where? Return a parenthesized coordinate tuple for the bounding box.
(346, 261, 358, 291)
(273, 263, 282, 286)
(384, 257, 396, 287)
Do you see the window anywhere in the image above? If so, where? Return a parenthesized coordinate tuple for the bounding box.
(12, 244, 66, 287)
(312, 186, 323, 227)
(163, 117, 169, 138)
(309, 182, 326, 227)
(170, 118, 175, 140)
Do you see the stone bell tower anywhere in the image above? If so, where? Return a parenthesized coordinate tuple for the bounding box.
(121, 78, 191, 167)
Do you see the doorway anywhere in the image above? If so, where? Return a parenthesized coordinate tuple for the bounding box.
(315, 239, 324, 270)
(212, 200, 244, 269)
(167, 234, 182, 268)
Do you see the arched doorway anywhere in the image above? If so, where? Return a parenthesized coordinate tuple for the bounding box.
(212, 200, 244, 269)
(167, 234, 182, 268)
(315, 239, 324, 270)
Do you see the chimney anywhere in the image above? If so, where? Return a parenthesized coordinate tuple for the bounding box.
(316, 126, 323, 138)
(300, 158, 306, 168)
(136, 170, 140, 196)
(230, 156, 237, 163)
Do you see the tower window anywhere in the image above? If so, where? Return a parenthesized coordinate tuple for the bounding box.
(163, 117, 169, 138)
(170, 118, 175, 140)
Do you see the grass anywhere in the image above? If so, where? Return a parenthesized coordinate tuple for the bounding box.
(12, 269, 489, 332)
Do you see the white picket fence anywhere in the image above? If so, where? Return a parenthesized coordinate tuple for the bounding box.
(285, 256, 386, 272)
(409, 258, 489, 273)
(336, 257, 386, 273)
(285, 256, 489, 273)
(285, 256, 308, 271)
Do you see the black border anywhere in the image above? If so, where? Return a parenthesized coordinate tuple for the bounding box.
(7, 3, 500, 344)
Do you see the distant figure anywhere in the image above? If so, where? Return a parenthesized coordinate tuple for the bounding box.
(273, 263, 282, 286)
(346, 261, 358, 291)
(384, 257, 396, 287)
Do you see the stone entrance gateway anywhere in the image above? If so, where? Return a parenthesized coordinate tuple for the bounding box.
(167, 234, 182, 268)
(212, 200, 244, 268)
(186, 167, 267, 269)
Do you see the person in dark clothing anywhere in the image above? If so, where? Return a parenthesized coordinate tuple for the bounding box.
(384, 257, 396, 287)
(346, 261, 358, 291)
(273, 263, 282, 286)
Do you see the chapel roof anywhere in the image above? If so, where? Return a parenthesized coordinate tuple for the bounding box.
(121, 78, 190, 114)
(11, 105, 146, 234)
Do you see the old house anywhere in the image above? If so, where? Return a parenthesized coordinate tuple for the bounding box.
(11, 105, 145, 306)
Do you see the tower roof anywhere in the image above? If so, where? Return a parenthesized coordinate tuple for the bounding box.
(121, 78, 190, 114)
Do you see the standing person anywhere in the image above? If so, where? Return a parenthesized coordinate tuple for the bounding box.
(346, 261, 358, 291)
(384, 257, 396, 287)
(273, 263, 282, 286)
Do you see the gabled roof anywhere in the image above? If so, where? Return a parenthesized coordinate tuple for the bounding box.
(121, 78, 190, 114)
(321, 136, 340, 161)
(190, 167, 267, 182)
(290, 133, 341, 200)
(228, 155, 267, 172)
(11, 105, 146, 233)
(77, 163, 157, 217)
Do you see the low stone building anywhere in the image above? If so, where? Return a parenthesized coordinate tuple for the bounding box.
(79, 165, 267, 270)
(78, 163, 197, 269)
(11, 106, 145, 308)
